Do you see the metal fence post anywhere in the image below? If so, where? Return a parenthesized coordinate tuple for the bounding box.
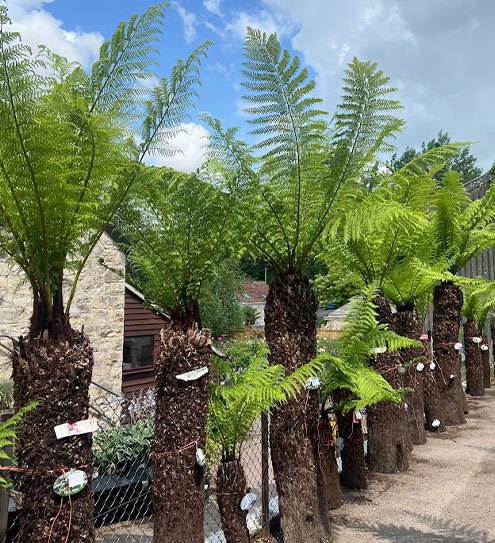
(260, 412, 270, 537)
(0, 410, 13, 543)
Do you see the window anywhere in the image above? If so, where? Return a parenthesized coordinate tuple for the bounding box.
(123, 335, 153, 372)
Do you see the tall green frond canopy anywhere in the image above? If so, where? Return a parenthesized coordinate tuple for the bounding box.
(208, 339, 322, 459)
(427, 169, 495, 273)
(0, 3, 208, 333)
(462, 280, 495, 328)
(116, 167, 244, 320)
(329, 58, 405, 186)
(207, 38, 405, 274)
(90, 2, 166, 116)
(140, 40, 211, 159)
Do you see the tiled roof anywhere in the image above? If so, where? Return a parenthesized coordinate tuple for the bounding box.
(239, 281, 269, 304)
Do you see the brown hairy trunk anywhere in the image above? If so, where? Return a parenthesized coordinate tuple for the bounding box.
(216, 459, 249, 543)
(334, 390, 367, 490)
(464, 319, 484, 397)
(152, 322, 211, 543)
(432, 282, 465, 425)
(265, 274, 332, 543)
(391, 307, 427, 445)
(367, 296, 411, 473)
(481, 334, 491, 388)
(317, 411, 342, 510)
(12, 330, 95, 543)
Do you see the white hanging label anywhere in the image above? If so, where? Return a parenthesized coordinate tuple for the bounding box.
(54, 418, 98, 440)
(240, 492, 257, 511)
(176, 367, 208, 381)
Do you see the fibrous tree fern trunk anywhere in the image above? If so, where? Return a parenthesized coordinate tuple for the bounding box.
(464, 319, 484, 397)
(367, 296, 411, 473)
(316, 410, 342, 510)
(432, 282, 465, 425)
(265, 274, 332, 543)
(481, 334, 491, 388)
(392, 306, 427, 445)
(12, 329, 95, 543)
(333, 390, 367, 490)
(216, 459, 249, 543)
(153, 322, 211, 543)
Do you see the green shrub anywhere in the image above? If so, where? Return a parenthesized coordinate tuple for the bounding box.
(93, 417, 154, 474)
(242, 305, 259, 326)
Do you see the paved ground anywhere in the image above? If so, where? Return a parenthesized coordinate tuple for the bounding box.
(333, 388, 495, 543)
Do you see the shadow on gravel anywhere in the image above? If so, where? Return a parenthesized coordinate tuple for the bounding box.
(334, 512, 495, 543)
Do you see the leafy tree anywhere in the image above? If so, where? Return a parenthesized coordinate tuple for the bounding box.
(116, 166, 243, 542)
(0, 3, 209, 540)
(199, 259, 245, 337)
(390, 130, 482, 183)
(205, 30, 405, 539)
(208, 340, 321, 543)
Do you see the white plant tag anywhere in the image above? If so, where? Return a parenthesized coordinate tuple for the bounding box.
(305, 376, 321, 390)
(454, 342, 463, 351)
(481, 344, 489, 351)
(472, 337, 482, 344)
(53, 469, 88, 497)
(176, 367, 208, 382)
(432, 419, 441, 428)
(54, 418, 98, 440)
(373, 347, 387, 354)
(416, 362, 425, 372)
(430, 362, 436, 370)
(196, 448, 206, 467)
(240, 492, 257, 511)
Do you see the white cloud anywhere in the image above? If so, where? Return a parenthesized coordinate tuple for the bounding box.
(226, 9, 294, 41)
(145, 122, 209, 173)
(258, 0, 495, 170)
(7, 0, 103, 68)
(173, 2, 198, 43)
(203, 0, 222, 17)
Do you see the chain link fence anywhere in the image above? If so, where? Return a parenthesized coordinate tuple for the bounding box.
(1, 384, 278, 543)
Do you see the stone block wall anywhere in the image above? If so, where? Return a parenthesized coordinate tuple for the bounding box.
(0, 232, 125, 398)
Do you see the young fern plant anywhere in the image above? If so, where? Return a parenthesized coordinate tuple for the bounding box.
(208, 340, 322, 543)
(316, 287, 416, 489)
(0, 401, 37, 490)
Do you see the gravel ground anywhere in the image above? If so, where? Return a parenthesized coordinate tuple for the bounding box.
(332, 388, 495, 543)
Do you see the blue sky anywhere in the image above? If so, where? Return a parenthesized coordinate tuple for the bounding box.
(7, 0, 495, 173)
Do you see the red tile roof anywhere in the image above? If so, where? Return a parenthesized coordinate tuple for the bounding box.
(239, 281, 269, 304)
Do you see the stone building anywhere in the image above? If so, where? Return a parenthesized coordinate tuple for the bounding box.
(0, 232, 167, 398)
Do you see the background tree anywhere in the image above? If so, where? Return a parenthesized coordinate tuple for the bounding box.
(207, 33, 405, 540)
(199, 259, 245, 338)
(116, 167, 243, 542)
(390, 130, 482, 183)
(0, 3, 209, 540)
(208, 340, 321, 543)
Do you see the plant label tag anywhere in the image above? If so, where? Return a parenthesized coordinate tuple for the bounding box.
(54, 418, 98, 440)
(176, 367, 208, 382)
(53, 469, 88, 497)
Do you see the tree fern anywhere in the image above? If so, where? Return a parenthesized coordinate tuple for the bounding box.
(116, 167, 244, 322)
(0, 3, 209, 334)
(205, 34, 405, 274)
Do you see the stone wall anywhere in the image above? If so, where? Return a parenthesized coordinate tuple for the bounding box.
(0, 232, 125, 399)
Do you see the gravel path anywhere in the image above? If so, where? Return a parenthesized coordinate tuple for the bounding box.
(332, 388, 495, 543)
